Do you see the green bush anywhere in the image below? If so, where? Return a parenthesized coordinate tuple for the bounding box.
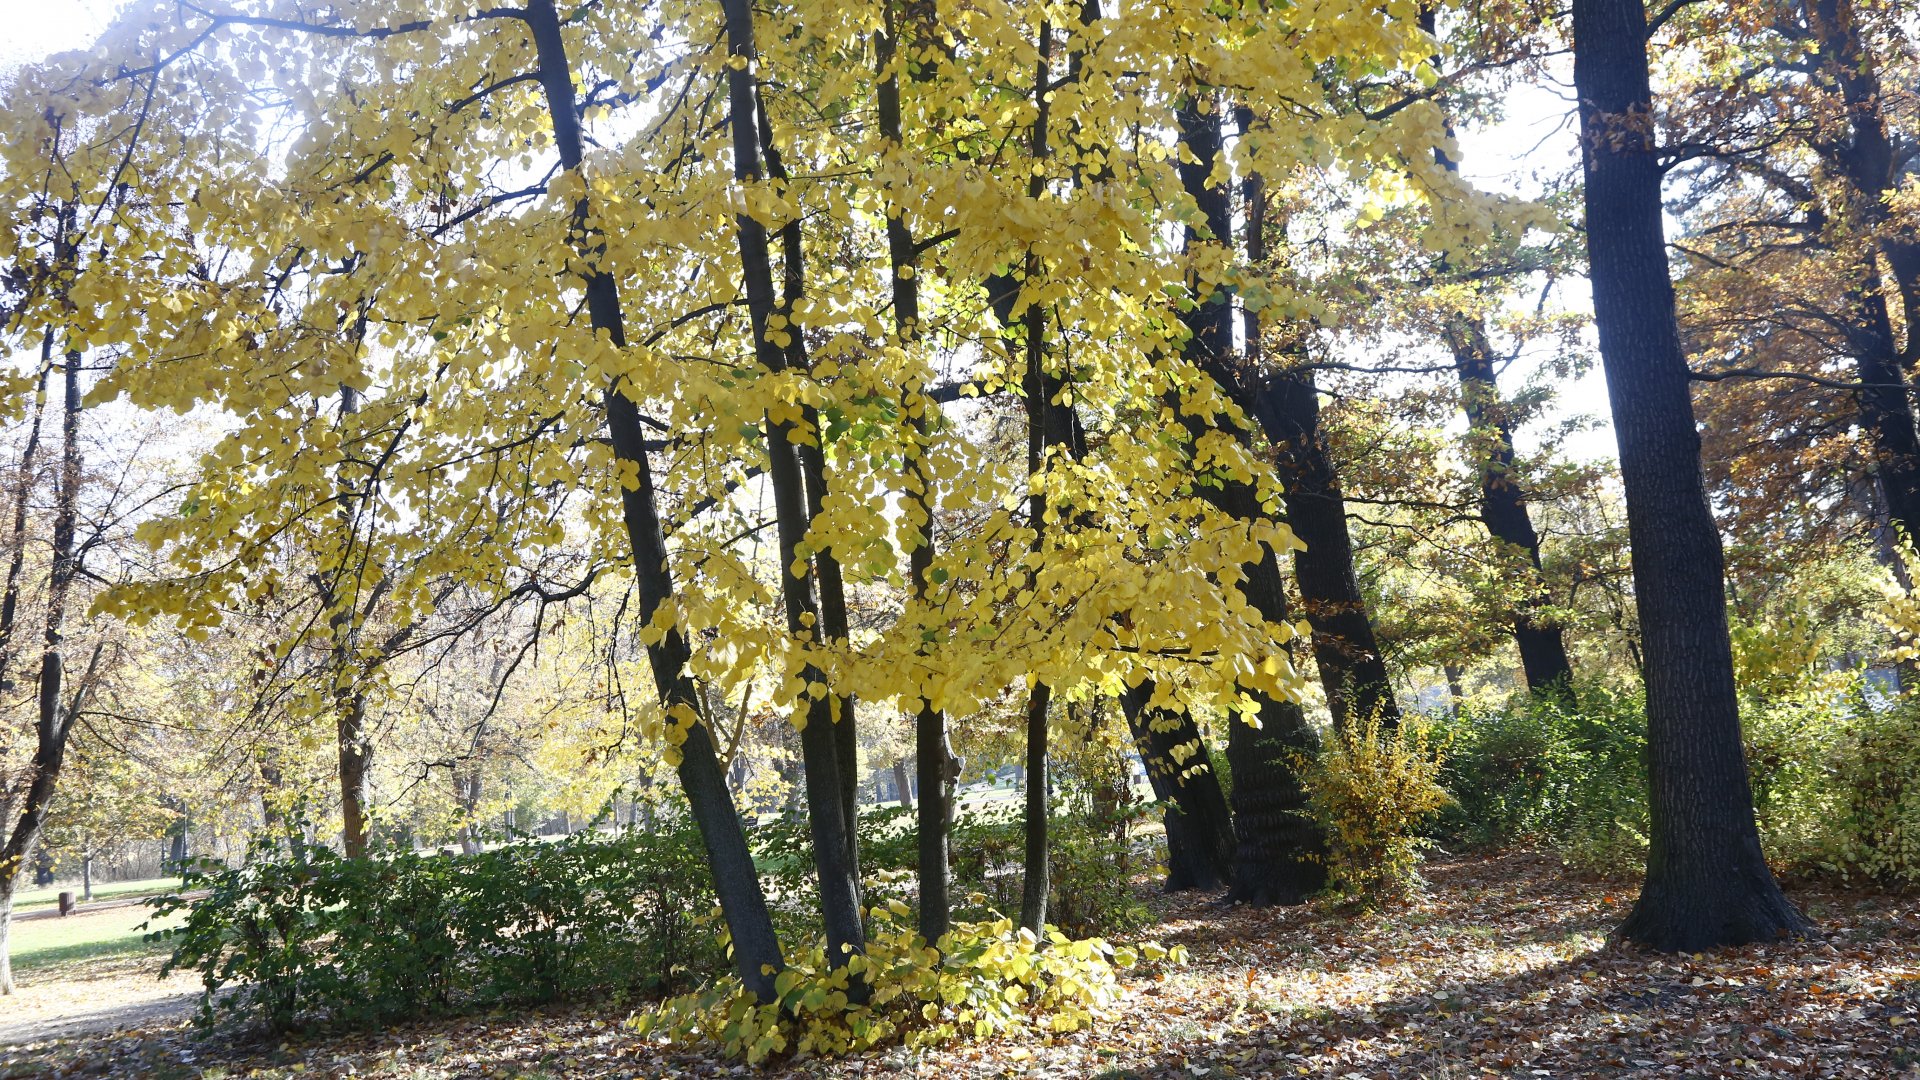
(754, 771, 1151, 942)
(146, 816, 724, 1031)
(634, 907, 1184, 1063)
(1433, 678, 1920, 884)
(1434, 684, 1649, 875)
(1835, 696, 1920, 887)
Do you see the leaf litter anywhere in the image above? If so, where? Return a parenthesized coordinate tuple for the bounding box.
(5, 851, 1917, 1079)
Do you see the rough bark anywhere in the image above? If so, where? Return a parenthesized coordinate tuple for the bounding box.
(1573, 0, 1810, 951)
(335, 688, 372, 858)
(1118, 682, 1234, 891)
(0, 344, 84, 995)
(526, 0, 783, 1001)
(1245, 366, 1403, 731)
(1179, 101, 1327, 905)
(1004, 19, 1062, 939)
(0, 357, 50, 700)
(0, 652, 68, 995)
(889, 759, 913, 810)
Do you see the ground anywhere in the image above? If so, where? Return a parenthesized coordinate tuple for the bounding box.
(4, 851, 1919, 1078)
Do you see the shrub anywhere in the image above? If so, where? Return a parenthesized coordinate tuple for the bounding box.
(1835, 698, 1920, 887)
(1300, 712, 1452, 902)
(146, 816, 725, 1031)
(632, 903, 1185, 1063)
(1433, 685, 1649, 875)
(755, 769, 1151, 943)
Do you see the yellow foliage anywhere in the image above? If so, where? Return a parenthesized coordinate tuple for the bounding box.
(632, 907, 1184, 1063)
(1301, 711, 1453, 903)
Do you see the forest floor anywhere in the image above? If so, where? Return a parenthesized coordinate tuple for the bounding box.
(5, 850, 1919, 1079)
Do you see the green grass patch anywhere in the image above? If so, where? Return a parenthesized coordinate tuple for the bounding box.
(10, 902, 181, 973)
(14, 874, 185, 912)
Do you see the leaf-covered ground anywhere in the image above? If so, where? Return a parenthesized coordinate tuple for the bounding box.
(7, 851, 1919, 1078)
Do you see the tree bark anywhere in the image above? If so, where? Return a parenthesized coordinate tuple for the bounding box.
(1573, 0, 1810, 951)
(0, 652, 68, 995)
(1118, 682, 1233, 891)
(1242, 365, 1403, 731)
(1000, 19, 1064, 939)
(526, 0, 783, 1002)
(1796, 0, 1920, 544)
(1444, 316, 1577, 701)
(890, 759, 913, 811)
(336, 688, 371, 858)
(0, 342, 83, 996)
(0, 356, 50, 701)
(715, 0, 867, 986)
(1178, 101, 1327, 905)
(875, 0, 963, 952)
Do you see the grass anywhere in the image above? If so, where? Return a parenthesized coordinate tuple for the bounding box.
(14, 875, 186, 912)
(9, 902, 182, 974)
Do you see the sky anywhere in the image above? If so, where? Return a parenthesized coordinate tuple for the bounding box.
(0, 0, 1620, 464)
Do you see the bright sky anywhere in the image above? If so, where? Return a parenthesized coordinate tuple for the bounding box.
(2, 0, 1618, 464)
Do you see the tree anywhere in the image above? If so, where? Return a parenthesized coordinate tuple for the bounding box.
(1571, 0, 1810, 950)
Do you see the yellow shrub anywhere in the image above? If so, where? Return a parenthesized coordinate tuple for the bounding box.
(630, 902, 1184, 1063)
(1301, 712, 1453, 902)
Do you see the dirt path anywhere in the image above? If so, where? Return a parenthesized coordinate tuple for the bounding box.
(12, 891, 202, 924)
(0, 951, 200, 1049)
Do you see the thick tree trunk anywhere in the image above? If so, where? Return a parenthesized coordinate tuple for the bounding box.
(1182, 115, 1400, 729)
(526, 0, 783, 1002)
(1244, 367, 1403, 731)
(1118, 682, 1233, 891)
(1445, 317, 1577, 700)
(1178, 101, 1327, 905)
(1573, 0, 1809, 951)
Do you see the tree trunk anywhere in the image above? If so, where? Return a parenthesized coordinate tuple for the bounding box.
(456, 768, 482, 855)
(1246, 367, 1403, 731)
(1018, 682, 1051, 933)
(0, 356, 50, 699)
(0, 343, 83, 995)
(526, 0, 783, 1002)
(1573, 0, 1810, 951)
(1444, 316, 1577, 701)
(874, 0, 963, 950)
(336, 688, 371, 858)
(716, 0, 867, 986)
(0, 652, 68, 995)
(1176, 100, 1328, 904)
(1118, 682, 1234, 891)
(1001, 19, 1063, 939)
(890, 759, 913, 811)
(1443, 663, 1466, 716)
